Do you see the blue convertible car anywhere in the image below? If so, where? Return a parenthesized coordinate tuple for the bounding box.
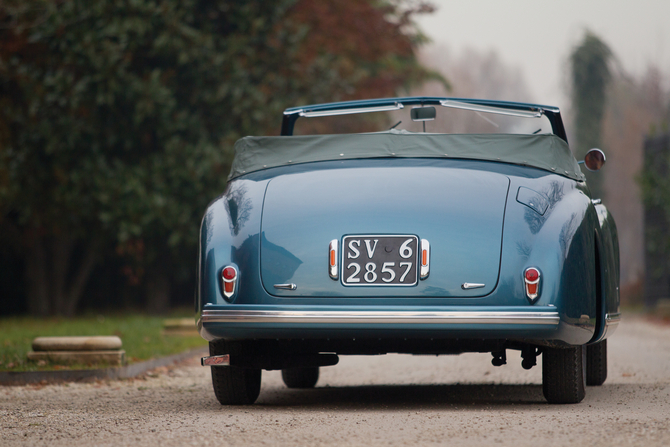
(197, 97, 620, 405)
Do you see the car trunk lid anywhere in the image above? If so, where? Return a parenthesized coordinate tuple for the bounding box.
(260, 163, 510, 298)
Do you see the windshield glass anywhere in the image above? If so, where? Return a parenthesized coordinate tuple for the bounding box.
(293, 105, 554, 136)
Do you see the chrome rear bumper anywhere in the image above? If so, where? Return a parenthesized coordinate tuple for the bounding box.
(591, 312, 621, 343)
(200, 308, 559, 326)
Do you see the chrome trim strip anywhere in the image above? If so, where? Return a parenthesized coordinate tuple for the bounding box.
(461, 283, 485, 290)
(201, 309, 559, 326)
(440, 100, 543, 118)
(605, 312, 621, 325)
(274, 283, 297, 290)
(299, 103, 404, 118)
(420, 239, 430, 280)
(329, 239, 338, 280)
(592, 312, 622, 343)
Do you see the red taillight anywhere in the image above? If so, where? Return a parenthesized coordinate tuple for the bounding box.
(222, 267, 236, 280)
(221, 266, 238, 300)
(524, 267, 540, 302)
(224, 281, 234, 294)
(525, 268, 539, 282)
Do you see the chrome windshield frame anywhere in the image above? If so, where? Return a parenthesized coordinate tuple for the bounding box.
(281, 96, 567, 142)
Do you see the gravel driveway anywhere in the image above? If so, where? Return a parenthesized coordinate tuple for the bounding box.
(2, 314, 669, 446)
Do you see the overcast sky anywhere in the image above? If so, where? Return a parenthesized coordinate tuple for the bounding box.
(416, 0, 670, 108)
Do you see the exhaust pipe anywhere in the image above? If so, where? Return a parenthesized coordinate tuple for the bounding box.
(201, 354, 230, 366)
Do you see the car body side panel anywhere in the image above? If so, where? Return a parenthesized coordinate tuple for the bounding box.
(499, 175, 598, 345)
(198, 178, 269, 316)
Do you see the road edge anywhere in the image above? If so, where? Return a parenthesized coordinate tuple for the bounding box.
(0, 346, 208, 386)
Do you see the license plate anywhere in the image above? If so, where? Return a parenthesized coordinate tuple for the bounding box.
(341, 235, 419, 286)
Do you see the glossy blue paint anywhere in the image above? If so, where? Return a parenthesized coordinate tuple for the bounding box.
(259, 164, 509, 298)
(516, 186, 549, 215)
(197, 155, 619, 347)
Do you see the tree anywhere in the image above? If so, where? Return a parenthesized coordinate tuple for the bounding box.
(635, 69, 670, 303)
(570, 31, 612, 198)
(0, 0, 436, 315)
(600, 65, 670, 303)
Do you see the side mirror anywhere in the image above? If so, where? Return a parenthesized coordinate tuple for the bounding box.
(410, 106, 436, 122)
(583, 148, 606, 171)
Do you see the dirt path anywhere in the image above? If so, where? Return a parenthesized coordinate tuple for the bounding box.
(2, 315, 669, 446)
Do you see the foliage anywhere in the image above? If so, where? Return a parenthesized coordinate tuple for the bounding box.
(569, 31, 612, 199)
(639, 134, 670, 280)
(570, 31, 612, 155)
(0, 311, 206, 372)
(600, 65, 670, 294)
(0, 0, 437, 315)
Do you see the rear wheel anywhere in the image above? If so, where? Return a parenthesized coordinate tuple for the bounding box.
(586, 339, 607, 386)
(281, 367, 319, 389)
(542, 345, 586, 404)
(209, 341, 261, 405)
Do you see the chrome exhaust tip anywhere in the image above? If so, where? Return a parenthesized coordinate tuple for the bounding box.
(201, 354, 230, 366)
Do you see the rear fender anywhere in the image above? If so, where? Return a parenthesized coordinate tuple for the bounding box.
(590, 204, 621, 343)
(501, 180, 598, 343)
(197, 178, 269, 317)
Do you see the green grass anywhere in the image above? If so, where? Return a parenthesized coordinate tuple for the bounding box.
(0, 311, 207, 372)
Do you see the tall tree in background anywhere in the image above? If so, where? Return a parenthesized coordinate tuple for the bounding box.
(635, 68, 670, 303)
(570, 31, 612, 199)
(0, 0, 436, 315)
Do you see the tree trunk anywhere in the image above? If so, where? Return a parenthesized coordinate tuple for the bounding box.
(51, 235, 74, 315)
(146, 266, 171, 315)
(23, 231, 98, 316)
(24, 234, 50, 316)
(61, 244, 99, 317)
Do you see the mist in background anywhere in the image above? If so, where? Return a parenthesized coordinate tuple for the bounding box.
(416, 0, 670, 108)
(415, 1, 670, 303)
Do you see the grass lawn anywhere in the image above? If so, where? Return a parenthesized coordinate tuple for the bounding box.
(0, 311, 207, 372)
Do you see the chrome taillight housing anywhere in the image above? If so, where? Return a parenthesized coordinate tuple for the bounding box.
(420, 239, 430, 280)
(524, 267, 541, 302)
(329, 239, 338, 280)
(221, 266, 238, 301)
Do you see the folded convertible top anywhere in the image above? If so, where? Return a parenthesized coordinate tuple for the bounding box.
(228, 130, 584, 181)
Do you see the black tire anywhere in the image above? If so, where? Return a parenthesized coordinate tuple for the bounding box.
(586, 339, 607, 386)
(281, 367, 319, 389)
(209, 341, 261, 405)
(542, 345, 586, 404)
